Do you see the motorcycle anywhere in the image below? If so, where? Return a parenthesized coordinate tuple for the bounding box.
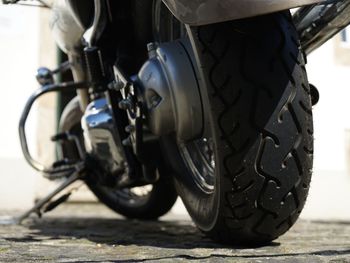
(2, 0, 349, 245)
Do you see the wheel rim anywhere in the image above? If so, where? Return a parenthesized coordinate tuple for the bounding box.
(179, 138, 215, 194)
(153, 0, 216, 194)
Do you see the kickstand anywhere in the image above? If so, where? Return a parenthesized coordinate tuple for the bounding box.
(14, 167, 84, 224)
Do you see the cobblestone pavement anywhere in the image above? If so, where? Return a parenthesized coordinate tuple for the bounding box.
(0, 203, 350, 262)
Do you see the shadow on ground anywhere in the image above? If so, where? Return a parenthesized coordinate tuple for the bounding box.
(4, 216, 283, 250)
(2, 210, 350, 262)
(15, 217, 228, 249)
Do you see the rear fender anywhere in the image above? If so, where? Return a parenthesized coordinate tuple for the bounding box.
(162, 0, 324, 25)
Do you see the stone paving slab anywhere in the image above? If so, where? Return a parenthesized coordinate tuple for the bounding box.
(0, 203, 350, 262)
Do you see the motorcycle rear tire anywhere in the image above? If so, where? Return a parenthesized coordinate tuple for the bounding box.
(160, 11, 314, 245)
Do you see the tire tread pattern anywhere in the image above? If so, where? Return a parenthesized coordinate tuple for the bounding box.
(190, 12, 313, 244)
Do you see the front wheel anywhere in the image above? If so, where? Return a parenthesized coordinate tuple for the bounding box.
(154, 5, 314, 245)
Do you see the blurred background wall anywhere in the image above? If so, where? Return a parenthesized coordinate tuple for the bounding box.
(0, 6, 41, 210)
(0, 5, 350, 220)
(302, 35, 350, 220)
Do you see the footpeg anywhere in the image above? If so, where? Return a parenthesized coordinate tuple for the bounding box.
(42, 192, 72, 214)
(51, 132, 85, 160)
(51, 132, 70, 142)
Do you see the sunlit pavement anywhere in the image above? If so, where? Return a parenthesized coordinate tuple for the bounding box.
(0, 203, 349, 262)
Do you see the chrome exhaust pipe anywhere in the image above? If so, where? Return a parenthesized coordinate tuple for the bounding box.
(294, 0, 350, 54)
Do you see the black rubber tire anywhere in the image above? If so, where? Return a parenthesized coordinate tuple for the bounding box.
(87, 177, 177, 220)
(59, 97, 178, 220)
(161, 12, 314, 245)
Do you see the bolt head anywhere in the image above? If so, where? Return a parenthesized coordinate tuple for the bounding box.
(147, 42, 158, 52)
(118, 99, 132, 110)
(147, 42, 159, 58)
(36, 67, 53, 85)
(108, 80, 124, 91)
(122, 136, 133, 146)
(125, 125, 135, 133)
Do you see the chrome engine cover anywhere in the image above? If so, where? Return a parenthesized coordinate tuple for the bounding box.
(81, 98, 127, 176)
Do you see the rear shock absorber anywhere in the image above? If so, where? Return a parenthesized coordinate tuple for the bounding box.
(84, 46, 107, 97)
